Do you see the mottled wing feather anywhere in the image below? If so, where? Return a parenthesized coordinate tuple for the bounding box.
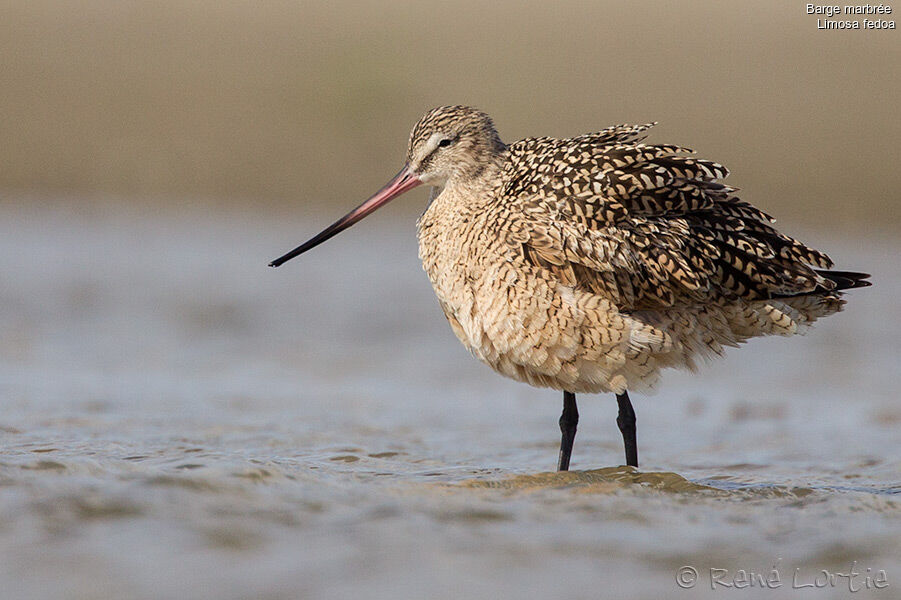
(577, 122, 658, 145)
(501, 127, 836, 310)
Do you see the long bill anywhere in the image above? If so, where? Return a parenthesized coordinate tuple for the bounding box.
(269, 165, 422, 267)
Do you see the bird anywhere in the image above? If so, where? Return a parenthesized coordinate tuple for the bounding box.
(270, 106, 870, 472)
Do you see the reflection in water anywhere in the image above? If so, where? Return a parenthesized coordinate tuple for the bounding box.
(461, 466, 720, 495)
(0, 204, 897, 599)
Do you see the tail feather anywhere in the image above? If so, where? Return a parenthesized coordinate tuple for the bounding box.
(768, 269, 870, 301)
(815, 270, 872, 291)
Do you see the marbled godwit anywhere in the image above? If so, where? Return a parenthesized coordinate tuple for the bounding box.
(270, 106, 870, 471)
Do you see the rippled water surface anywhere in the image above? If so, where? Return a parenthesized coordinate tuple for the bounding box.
(1, 203, 898, 599)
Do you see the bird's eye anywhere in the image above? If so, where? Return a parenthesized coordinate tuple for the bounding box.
(438, 138, 453, 148)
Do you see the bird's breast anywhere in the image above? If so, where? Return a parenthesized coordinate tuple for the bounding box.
(417, 190, 480, 309)
(417, 188, 502, 349)
(415, 187, 637, 393)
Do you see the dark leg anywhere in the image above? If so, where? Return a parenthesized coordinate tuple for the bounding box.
(616, 391, 638, 467)
(557, 391, 579, 471)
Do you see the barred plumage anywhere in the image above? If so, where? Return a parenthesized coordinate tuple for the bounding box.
(412, 107, 867, 401)
(271, 105, 870, 469)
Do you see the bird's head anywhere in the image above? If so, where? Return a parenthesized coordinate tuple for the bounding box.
(406, 105, 506, 188)
(269, 105, 504, 268)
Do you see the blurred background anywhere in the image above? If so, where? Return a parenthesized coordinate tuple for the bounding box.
(2, 0, 899, 228)
(1, 2, 899, 600)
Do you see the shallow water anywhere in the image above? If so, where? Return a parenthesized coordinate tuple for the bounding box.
(1, 202, 899, 599)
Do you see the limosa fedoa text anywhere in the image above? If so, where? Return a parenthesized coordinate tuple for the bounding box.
(271, 106, 870, 471)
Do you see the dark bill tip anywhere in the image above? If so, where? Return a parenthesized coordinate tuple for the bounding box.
(268, 166, 421, 268)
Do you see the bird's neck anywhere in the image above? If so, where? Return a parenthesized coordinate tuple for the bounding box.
(444, 149, 507, 203)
